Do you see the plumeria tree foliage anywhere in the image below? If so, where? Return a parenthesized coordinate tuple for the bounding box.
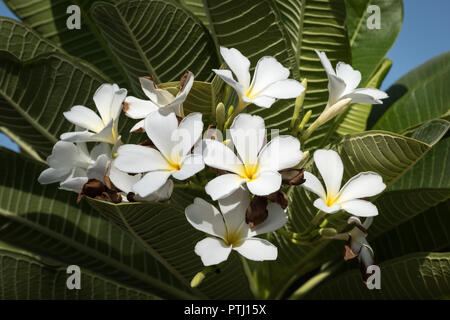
(0, 0, 449, 300)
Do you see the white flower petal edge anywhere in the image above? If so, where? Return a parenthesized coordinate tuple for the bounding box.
(213, 47, 304, 109)
(185, 187, 287, 266)
(302, 149, 386, 217)
(123, 72, 194, 131)
(314, 49, 388, 108)
(114, 110, 204, 198)
(38, 141, 111, 193)
(61, 84, 127, 144)
(203, 113, 303, 200)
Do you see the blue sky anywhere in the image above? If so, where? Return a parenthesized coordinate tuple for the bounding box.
(0, 0, 449, 152)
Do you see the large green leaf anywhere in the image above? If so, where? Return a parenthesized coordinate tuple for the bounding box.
(0, 243, 157, 300)
(0, 18, 59, 60)
(370, 51, 450, 132)
(177, 0, 210, 29)
(90, 0, 219, 95)
(279, 0, 351, 143)
(0, 148, 196, 299)
(4, 0, 127, 85)
(371, 136, 450, 237)
(86, 197, 254, 300)
(0, 51, 141, 158)
(345, 0, 403, 86)
(262, 131, 437, 298)
(306, 252, 450, 299)
(372, 200, 450, 263)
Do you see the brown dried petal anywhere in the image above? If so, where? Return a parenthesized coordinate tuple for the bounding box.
(343, 244, 358, 261)
(82, 179, 106, 198)
(127, 192, 137, 202)
(139, 139, 156, 148)
(246, 196, 268, 228)
(266, 190, 288, 209)
(282, 168, 305, 186)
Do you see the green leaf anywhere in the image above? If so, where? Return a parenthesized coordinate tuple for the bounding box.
(177, 0, 210, 29)
(0, 148, 194, 299)
(0, 244, 157, 299)
(4, 0, 128, 85)
(372, 200, 450, 263)
(306, 252, 450, 299)
(371, 136, 450, 237)
(90, 0, 219, 94)
(345, 0, 403, 86)
(86, 197, 254, 300)
(276, 0, 351, 141)
(0, 126, 44, 163)
(370, 51, 450, 132)
(336, 58, 392, 135)
(0, 18, 59, 60)
(263, 131, 436, 298)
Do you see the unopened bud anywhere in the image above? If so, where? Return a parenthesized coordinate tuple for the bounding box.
(216, 102, 225, 130)
(319, 228, 338, 238)
(190, 271, 206, 288)
(290, 78, 307, 134)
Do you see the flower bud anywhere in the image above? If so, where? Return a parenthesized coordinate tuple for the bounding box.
(215, 102, 225, 130)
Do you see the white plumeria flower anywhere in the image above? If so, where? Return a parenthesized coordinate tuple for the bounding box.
(302, 149, 386, 217)
(185, 187, 287, 266)
(315, 49, 388, 108)
(213, 47, 304, 110)
(61, 84, 127, 144)
(124, 72, 194, 132)
(203, 114, 303, 200)
(114, 110, 204, 198)
(38, 141, 111, 193)
(108, 161, 174, 202)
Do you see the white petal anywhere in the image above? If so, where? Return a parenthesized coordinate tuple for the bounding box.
(248, 202, 288, 237)
(218, 186, 250, 235)
(219, 47, 251, 88)
(90, 143, 111, 160)
(338, 172, 386, 203)
(205, 173, 245, 201)
(87, 154, 109, 181)
(172, 153, 204, 180)
(230, 114, 266, 165)
(302, 171, 326, 199)
(313, 198, 341, 214)
(336, 62, 361, 93)
(130, 119, 145, 133)
(166, 71, 194, 109)
(61, 130, 96, 143)
(175, 112, 203, 157)
(245, 95, 276, 108)
(115, 144, 169, 173)
(257, 135, 303, 172)
(233, 238, 277, 261)
(327, 74, 347, 107)
(203, 139, 243, 174)
(139, 77, 174, 106)
(124, 96, 158, 119)
(60, 176, 88, 193)
(212, 69, 245, 96)
(258, 79, 305, 99)
(132, 170, 172, 197)
(38, 168, 71, 185)
(343, 88, 388, 104)
(135, 179, 174, 202)
(341, 199, 379, 217)
(144, 109, 180, 162)
(246, 171, 281, 196)
(314, 149, 343, 196)
(108, 161, 141, 193)
(185, 198, 227, 238)
(315, 49, 336, 76)
(63, 105, 104, 133)
(249, 56, 290, 95)
(93, 84, 117, 124)
(47, 141, 85, 170)
(195, 237, 232, 266)
(109, 88, 127, 120)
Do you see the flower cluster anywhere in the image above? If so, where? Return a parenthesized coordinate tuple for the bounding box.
(39, 48, 388, 281)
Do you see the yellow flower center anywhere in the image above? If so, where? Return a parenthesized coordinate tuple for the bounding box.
(245, 88, 256, 100)
(167, 161, 181, 172)
(224, 231, 243, 247)
(239, 163, 259, 181)
(325, 193, 339, 207)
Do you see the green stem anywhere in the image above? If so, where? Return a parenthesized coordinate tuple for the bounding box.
(240, 256, 259, 298)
